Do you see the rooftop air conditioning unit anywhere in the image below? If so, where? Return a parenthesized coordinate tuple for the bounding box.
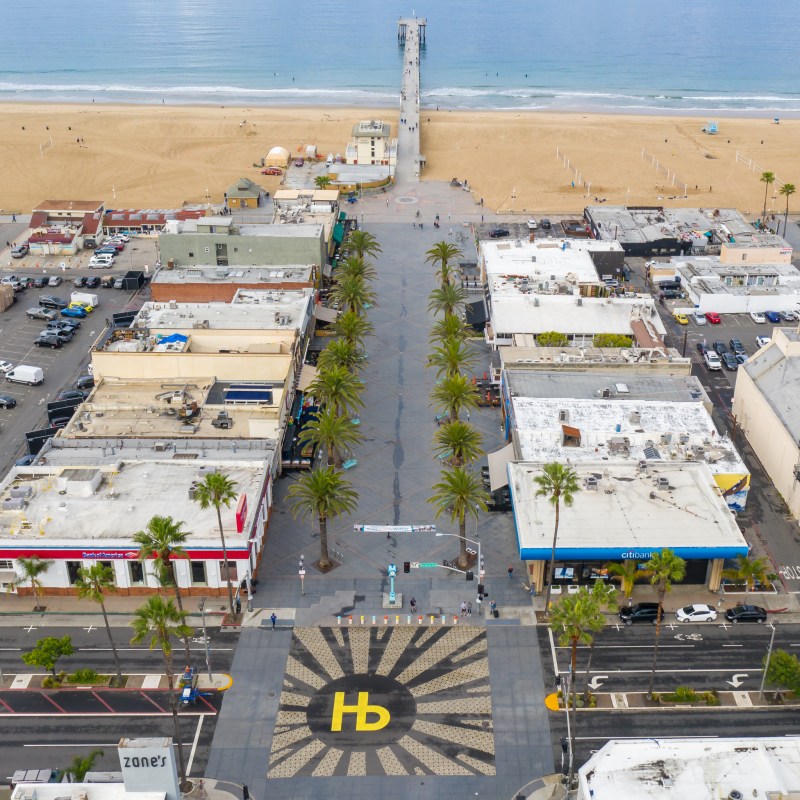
(602, 388, 611, 398)
(534, 297, 539, 306)
(576, 297, 583, 306)
(169, 300, 177, 309)
(661, 432, 672, 445)
(629, 411, 641, 424)
(638, 460, 648, 472)
(656, 476, 670, 491)
(584, 476, 598, 490)
(154, 442, 168, 452)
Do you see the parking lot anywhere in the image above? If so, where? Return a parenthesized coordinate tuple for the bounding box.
(0, 236, 156, 471)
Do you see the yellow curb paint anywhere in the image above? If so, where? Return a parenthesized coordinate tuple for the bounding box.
(216, 673, 234, 691)
(544, 693, 561, 712)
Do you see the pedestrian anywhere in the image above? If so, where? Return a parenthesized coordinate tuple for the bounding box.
(270, 612, 277, 630)
(490, 600, 497, 615)
(410, 596, 417, 614)
(12, 213, 16, 222)
(242, 786, 249, 800)
(386, 198, 389, 207)
(508, 565, 514, 579)
(717, 596, 724, 608)
(460, 601, 467, 616)
(466, 409, 470, 421)
(467, 602, 472, 617)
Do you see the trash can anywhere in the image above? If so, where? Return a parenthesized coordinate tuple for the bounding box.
(493, 609, 499, 618)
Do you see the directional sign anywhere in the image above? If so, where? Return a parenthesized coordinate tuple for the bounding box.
(726, 673, 749, 688)
(588, 675, 607, 690)
(419, 562, 438, 568)
(298, 569, 306, 576)
(410, 562, 420, 569)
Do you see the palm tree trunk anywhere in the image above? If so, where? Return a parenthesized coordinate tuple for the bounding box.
(647, 593, 665, 698)
(784, 204, 790, 238)
(216, 507, 236, 615)
(583, 639, 597, 698)
(163, 648, 190, 790)
(319, 514, 331, 569)
(569, 638, 579, 784)
(544, 501, 561, 615)
(99, 598, 123, 685)
(457, 511, 468, 570)
(171, 577, 192, 667)
(763, 182, 769, 220)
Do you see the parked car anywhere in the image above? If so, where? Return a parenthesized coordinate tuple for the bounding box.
(619, 603, 660, 625)
(0, 360, 13, 374)
(526, 219, 538, 230)
(94, 248, 119, 257)
(14, 454, 35, 466)
(33, 332, 63, 349)
(10, 243, 29, 258)
(488, 228, 510, 238)
(100, 275, 115, 288)
(735, 353, 748, 365)
(85, 276, 101, 289)
(42, 327, 72, 343)
(765, 310, 781, 323)
(749, 311, 766, 324)
(107, 233, 130, 243)
(756, 336, 771, 349)
(75, 375, 95, 391)
(704, 351, 722, 371)
(673, 312, 688, 325)
(696, 341, 707, 356)
(705, 312, 721, 324)
(68, 301, 93, 313)
(73, 276, 87, 288)
(778, 310, 797, 323)
(729, 338, 746, 355)
(61, 306, 87, 318)
(675, 604, 718, 623)
(261, 167, 283, 175)
(721, 352, 738, 371)
(661, 288, 683, 299)
(0, 393, 17, 409)
(99, 241, 124, 252)
(692, 311, 706, 326)
(56, 389, 89, 402)
(713, 341, 728, 356)
(113, 277, 125, 289)
(47, 319, 80, 332)
(540, 218, 552, 230)
(32, 276, 48, 288)
(88, 255, 114, 268)
(724, 604, 767, 624)
(39, 295, 68, 309)
(28, 307, 57, 321)
(48, 276, 63, 287)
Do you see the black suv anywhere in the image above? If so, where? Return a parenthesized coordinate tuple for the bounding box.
(488, 228, 510, 238)
(713, 341, 728, 356)
(39, 295, 68, 309)
(619, 602, 660, 625)
(725, 604, 767, 623)
(34, 332, 63, 349)
(729, 338, 746, 355)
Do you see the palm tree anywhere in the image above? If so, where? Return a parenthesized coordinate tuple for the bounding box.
(336, 255, 377, 284)
(605, 560, 651, 602)
(64, 748, 104, 782)
(433, 420, 483, 467)
(581, 580, 617, 697)
(308, 365, 365, 417)
(131, 596, 193, 790)
(346, 230, 382, 261)
(760, 171, 775, 220)
(331, 274, 377, 316)
(75, 564, 123, 686)
(533, 462, 581, 615)
(645, 548, 687, 698)
(428, 336, 478, 379)
(317, 339, 366, 374)
(428, 467, 489, 569)
(723, 554, 770, 600)
(334, 310, 373, 349)
(298, 408, 363, 467)
(430, 314, 470, 343)
(194, 472, 239, 615)
(287, 467, 358, 569)
(428, 282, 467, 319)
(425, 241, 463, 286)
(431, 373, 479, 422)
(314, 175, 333, 189)
(133, 516, 190, 663)
(10, 555, 54, 611)
(779, 182, 796, 237)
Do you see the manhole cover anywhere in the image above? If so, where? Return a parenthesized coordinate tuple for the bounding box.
(396, 196, 418, 205)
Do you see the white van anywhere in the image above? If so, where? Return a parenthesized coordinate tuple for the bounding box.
(7, 365, 44, 385)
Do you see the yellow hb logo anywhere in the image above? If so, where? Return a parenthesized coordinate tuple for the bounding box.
(330, 691, 391, 732)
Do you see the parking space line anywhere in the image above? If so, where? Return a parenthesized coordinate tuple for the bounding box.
(40, 692, 67, 714)
(187, 714, 206, 775)
(0, 696, 14, 713)
(140, 691, 167, 712)
(92, 691, 116, 712)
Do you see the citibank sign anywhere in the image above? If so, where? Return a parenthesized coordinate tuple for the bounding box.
(620, 551, 653, 560)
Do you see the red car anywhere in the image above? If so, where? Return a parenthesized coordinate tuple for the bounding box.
(261, 167, 282, 175)
(705, 312, 721, 324)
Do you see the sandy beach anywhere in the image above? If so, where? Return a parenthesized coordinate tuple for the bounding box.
(0, 103, 797, 215)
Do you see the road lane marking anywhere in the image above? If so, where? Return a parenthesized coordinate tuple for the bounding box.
(722, 644, 744, 647)
(555, 644, 695, 649)
(187, 714, 206, 775)
(24, 742, 196, 747)
(548, 627, 558, 675)
(578, 667, 764, 674)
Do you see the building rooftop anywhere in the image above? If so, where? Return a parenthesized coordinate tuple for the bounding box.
(273, 189, 340, 203)
(60, 379, 283, 441)
(488, 294, 667, 338)
(151, 264, 315, 286)
(352, 120, 391, 138)
(500, 345, 690, 370)
(162, 218, 323, 238)
(12, 785, 162, 800)
(132, 291, 313, 332)
(511, 397, 746, 475)
(674, 255, 800, 297)
(0, 456, 266, 545)
(34, 200, 105, 213)
(578, 737, 800, 800)
(509, 460, 748, 560)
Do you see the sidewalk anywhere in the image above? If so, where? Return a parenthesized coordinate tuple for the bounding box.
(0, 670, 232, 691)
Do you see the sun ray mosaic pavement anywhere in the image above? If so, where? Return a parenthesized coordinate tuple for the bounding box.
(268, 626, 495, 778)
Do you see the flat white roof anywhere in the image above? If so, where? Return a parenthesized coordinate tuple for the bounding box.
(12, 785, 163, 800)
(489, 294, 667, 337)
(509, 460, 748, 560)
(579, 737, 800, 799)
(152, 264, 314, 285)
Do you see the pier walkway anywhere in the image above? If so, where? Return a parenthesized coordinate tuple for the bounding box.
(396, 17, 426, 183)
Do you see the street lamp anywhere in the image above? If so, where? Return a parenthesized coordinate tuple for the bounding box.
(435, 532, 484, 581)
(759, 620, 777, 699)
(299, 554, 306, 596)
(197, 598, 212, 681)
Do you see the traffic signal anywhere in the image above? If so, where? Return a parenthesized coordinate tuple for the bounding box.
(477, 583, 485, 595)
(403, 561, 410, 574)
(466, 570, 474, 581)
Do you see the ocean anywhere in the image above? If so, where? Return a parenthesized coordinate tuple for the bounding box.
(3, 0, 798, 115)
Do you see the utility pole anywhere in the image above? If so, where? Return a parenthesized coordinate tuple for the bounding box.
(759, 621, 777, 699)
(197, 598, 212, 681)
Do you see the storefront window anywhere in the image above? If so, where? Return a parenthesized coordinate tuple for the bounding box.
(128, 561, 146, 586)
(191, 561, 207, 586)
(67, 561, 82, 585)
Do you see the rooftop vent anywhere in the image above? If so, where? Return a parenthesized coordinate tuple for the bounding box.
(656, 476, 670, 491)
(559, 409, 569, 423)
(629, 411, 641, 424)
(584, 476, 598, 490)
(169, 300, 177, 309)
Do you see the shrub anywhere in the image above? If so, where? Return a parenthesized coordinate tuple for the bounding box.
(673, 686, 699, 702)
(593, 333, 633, 348)
(537, 331, 568, 347)
(67, 668, 103, 684)
(42, 671, 67, 689)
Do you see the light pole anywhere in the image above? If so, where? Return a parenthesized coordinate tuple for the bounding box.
(435, 532, 484, 581)
(299, 554, 306, 596)
(197, 598, 212, 681)
(759, 620, 777, 699)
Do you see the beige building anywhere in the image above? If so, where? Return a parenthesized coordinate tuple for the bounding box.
(732, 327, 800, 522)
(345, 120, 395, 166)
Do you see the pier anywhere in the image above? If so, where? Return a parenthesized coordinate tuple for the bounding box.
(396, 17, 426, 183)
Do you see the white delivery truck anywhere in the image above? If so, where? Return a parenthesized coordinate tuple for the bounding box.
(71, 292, 99, 308)
(7, 365, 44, 385)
